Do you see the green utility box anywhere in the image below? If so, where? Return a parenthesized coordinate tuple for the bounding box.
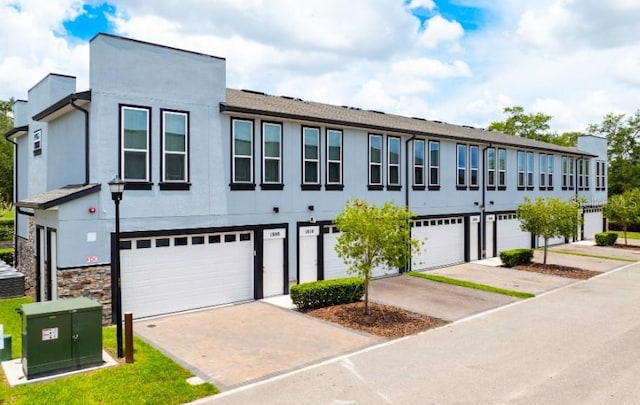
(0, 334, 11, 361)
(21, 297, 103, 379)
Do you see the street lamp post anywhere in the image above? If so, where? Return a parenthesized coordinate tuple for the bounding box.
(108, 174, 125, 358)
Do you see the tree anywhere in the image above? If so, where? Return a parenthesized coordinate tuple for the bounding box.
(0, 98, 15, 203)
(488, 106, 578, 147)
(334, 200, 420, 315)
(587, 111, 640, 195)
(516, 197, 582, 264)
(603, 189, 640, 245)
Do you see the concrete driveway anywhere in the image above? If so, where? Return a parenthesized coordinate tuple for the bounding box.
(134, 302, 381, 390)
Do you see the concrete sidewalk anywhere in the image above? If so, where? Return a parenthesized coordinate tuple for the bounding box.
(195, 262, 640, 404)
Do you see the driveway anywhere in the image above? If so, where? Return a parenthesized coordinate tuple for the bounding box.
(134, 302, 381, 390)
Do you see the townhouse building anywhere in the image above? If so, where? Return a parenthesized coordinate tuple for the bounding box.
(4, 34, 607, 323)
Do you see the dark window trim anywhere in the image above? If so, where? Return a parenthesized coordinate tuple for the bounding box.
(526, 151, 534, 189)
(428, 185, 441, 191)
(413, 185, 426, 191)
(428, 140, 440, 187)
(387, 185, 402, 191)
(160, 108, 190, 185)
(230, 117, 255, 188)
(487, 186, 496, 191)
(486, 147, 496, 189)
(33, 149, 42, 156)
(159, 182, 191, 191)
(497, 148, 507, 188)
(325, 184, 344, 191)
(469, 144, 479, 188)
(325, 128, 343, 188)
(456, 143, 467, 188)
(261, 120, 284, 186)
(301, 184, 322, 191)
(260, 183, 284, 190)
(539, 153, 547, 191)
(301, 125, 321, 187)
(33, 128, 42, 155)
(456, 185, 468, 191)
(413, 138, 425, 187)
(368, 133, 383, 187)
(119, 104, 152, 184)
(517, 150, 525, 189)
(125, 182, 153, 191)
(497, 186, 507, 191)
(368, 184, 384, 191)
(387, 135, 401, 188)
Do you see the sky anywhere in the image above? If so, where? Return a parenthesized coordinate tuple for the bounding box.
(1, 0, 639, 133)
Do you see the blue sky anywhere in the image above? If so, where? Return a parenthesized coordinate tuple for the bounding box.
(2, 0, 640, 132)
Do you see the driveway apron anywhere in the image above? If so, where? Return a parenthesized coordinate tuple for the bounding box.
(134, 301, 381, 390)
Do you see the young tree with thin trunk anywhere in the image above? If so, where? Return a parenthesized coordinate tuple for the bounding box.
(603, 189, 640, 245)
(334, 200, 420, 315)
(516, 197, 581, 264)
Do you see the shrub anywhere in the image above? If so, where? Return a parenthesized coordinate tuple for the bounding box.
(595, 232, 618, 246)
(0, 217, 14, 240)
(0, 247, 14, 265)
(290, 277, 364, 311)
(500, 248, 534, 268)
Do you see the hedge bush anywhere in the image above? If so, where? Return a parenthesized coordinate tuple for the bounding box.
(500, 248, 534, 268)
(290, 277, 364, 311)
(595, 232, 618, 246)
(0, 217, 14, 240)
(0, 247, 14, 265)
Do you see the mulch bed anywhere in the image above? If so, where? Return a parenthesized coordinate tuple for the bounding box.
(611, 244, 640, 251)
(305, 301, 448, 339)
(513, 263, 600, 279)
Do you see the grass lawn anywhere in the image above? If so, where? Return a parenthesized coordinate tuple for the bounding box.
(547, 249, 636, 262)
(613, 231, 640, 240)
(407, 272, 535, 299)
(0, 297, 218, 404)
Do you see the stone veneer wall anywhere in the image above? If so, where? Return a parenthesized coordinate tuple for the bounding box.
(57, 265, 112, 325)
(16, 216, 35, 298)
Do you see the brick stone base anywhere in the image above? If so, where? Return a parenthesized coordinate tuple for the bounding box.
(57, 265, 112, 325)
(16, 217, 35, 298)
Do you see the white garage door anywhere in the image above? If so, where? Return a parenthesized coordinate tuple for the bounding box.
(537, 235, 565, 248)
(411, 217, 465, 270)
(121, 231, 254, 319)
(322, 225, 395, 280)
(497, 214, 531, 254)
(583, 209, 603, 240)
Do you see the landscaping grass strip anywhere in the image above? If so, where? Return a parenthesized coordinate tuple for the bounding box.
(0, 297, 218, 404)
(406, 271, 535, 299)
(612, 231, 640, 240)
(547, 249, 637, 262)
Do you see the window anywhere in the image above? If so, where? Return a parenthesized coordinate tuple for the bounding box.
(429, 141, 440, 189)
(326, 129, 343, 189)
(121, 106, 151, 184)
(33, 129, 42, 156)
(231, 118, 254, 189)
(469, 145, 479, 189)
(388, 136, 401, 189)
(569, 157, 575, 189)
(302, 126, 320, 188)
(161, 110, 189, 187)
(487, 148, 496, 189)
(526, 152, 534, 189)
(547, 155, 554, 189)
(368, 134, 383, 189)
(517, 151, 525, 189)
(539, 153, 547, 189)
(577, 158, 584, 189)
(584, 159, 590, 189)
(413, 139, 425, 188)
(457, 144, 467, 188)
(498, 148, 506, 189)
(562, 156, 568, 189)
(262, 122, 283, 188)
(596, 160, 606, 191)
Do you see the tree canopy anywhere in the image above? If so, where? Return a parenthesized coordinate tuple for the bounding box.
(603, 188, 640, 245)
(334, 199, 420, 314)
(516, 197, 581, 264)
(587, 110, 640, 196)
(488, 106, 578, 147)
(0, 98, 15, 204)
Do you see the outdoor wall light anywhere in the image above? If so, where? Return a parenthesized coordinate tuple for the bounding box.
(308, 205, 314, 211)
(273, 207, 279, 213)
(489, 201, 495, 205)
(474, 202, 479, 206)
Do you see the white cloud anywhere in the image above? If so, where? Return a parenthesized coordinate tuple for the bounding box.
(420, 15, 464, 49)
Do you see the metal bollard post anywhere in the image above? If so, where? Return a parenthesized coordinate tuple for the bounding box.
(124, 312, 134, 363)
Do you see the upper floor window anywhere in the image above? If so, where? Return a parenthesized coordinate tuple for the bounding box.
(469, 145, 479, 189)
(456, 144, 467, 189)
(429, 141, 440, 189)
(498, 148, 506, 189)
(539, 153, 547, 189)
(487, 148, 496, 189)
(326, 129, 343, 189)
(302, 126, 320, 188)
(517, 151, 525, 189)
(121, 106, 151, 184)
(596, 160, 606, 191)
(562, 156, 568, 189)
(33, 129, 42, 156)
(413, 139, 425, 188)
(577, 158, 584, 189)
(526, 152, 534, 190)
(583, 159, 590, 189)
(161, 110, 189, 186)
(368, 134, 383, 189)
(568, 157, 575, 189)
(388, 136, 401, 189)
(231, 118, 254, 189)
(262, 122, 283, 188)
(547, 155, 554, 189)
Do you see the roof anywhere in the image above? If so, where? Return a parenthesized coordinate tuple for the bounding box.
(221, 89, 595, 156)
(4, 125, 28, 140)
(17, 183, 101, 210)
(32, 90, 91, 122)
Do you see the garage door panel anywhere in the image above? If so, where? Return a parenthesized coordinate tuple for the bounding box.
(323, 227, 393, 280)
(411, 217, 465, 270)
(497, 215, 530, 254)
(121, 232, 254, 319)
(583, 210, 603, 240)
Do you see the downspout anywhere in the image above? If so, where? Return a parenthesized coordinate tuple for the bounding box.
(404, 135, 417, 273)
(71, 99, 90, 185)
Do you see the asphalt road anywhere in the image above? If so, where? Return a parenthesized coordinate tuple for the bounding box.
(192, 262, 640, 405)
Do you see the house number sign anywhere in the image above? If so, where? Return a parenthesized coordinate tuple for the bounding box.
(86, 256, 98, 264)
(263, 228, 286, 239)
(300, 226, 319, 237)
